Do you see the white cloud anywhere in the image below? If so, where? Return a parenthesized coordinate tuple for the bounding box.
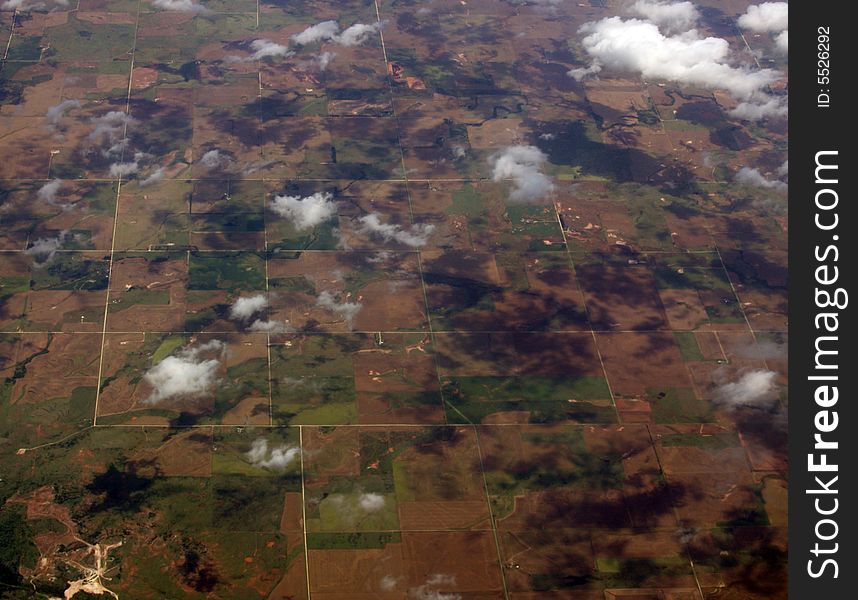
(26, 231, 69, 263)
(200, 149, 230, 170)
(776, 160, 788, 178)
(90, 111, 133, 144)
(735, 166, 787, 191)
(316, 290, 362, 329)
(290, 20, 382, 47)
(109, 161, 139, 178)
(37, 179, 63, 205)
(738, 2, 788, 33)
(738, 3, 788, 56)
(313, 51, 337, 71)
(730, 96, 787, 120)
(568, 16, 785, 120)
(358, 493, 386, 512)
(246, 438, 301, 471)
(408, 574, 460, 600)
(270, 192, 338, 230)
(774, 29, 788, 53)
(380, 575, 400, 591)
(490, 145, 554, 202)
(45, 99, 80, 126)
(248, 319, 291, 333)
(2, 0, 68, 9)
(631, 1, 699, 33)
(248, 38, 294, 60)
(230, 294, 268, 321)
(356, 213, 435, 248)
(139, 166, 165, 187)
(151, 0, 208, 13)
(335, 22, 382, 47)
(143, 340, 224, 405)
(291, 20, 341, 45)
(714, 369, 779, 410)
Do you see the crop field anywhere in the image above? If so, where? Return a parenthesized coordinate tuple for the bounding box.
(0, 0, 787, 598)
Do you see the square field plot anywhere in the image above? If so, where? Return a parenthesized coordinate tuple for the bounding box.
(302, 425, 491, 533)
(410, 181, 567, 253)
(595, 332, 712, 424)
(2, 252, 110, 333)
(0, 332, 99, 449)
(268, 250, 427, 332)
(107, 250, 268, 333)
(114, 179, 267, 252)
(96, 332, 270, 425)
(479, 424, 668, 531)
(0, 181, 117, 251)
(422, 250, 588, 332)
(270, 333, 443, 425)
(435, 332, 614, 425)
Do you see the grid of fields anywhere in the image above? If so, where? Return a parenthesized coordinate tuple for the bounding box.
(0, 0, 788, 598)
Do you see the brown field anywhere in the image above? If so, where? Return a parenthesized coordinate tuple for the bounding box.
(301, 426, 362, 480)
(130, 428, 213, 477)
(596, 332, 692, 397)
(398, 500, 490, 530)
(434, 332, 605, 379)
(658, 289, 709, 330)
(309, 544, 406, 596)
(25, 290, 106, 332)
(575, 262, 669, 331)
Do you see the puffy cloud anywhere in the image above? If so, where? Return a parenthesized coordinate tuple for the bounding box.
(713, 369, 779, 410)
(37, 179, 63, 205)
(90, 111, 133, 144)
(151, 0, 208, 12)
(737, 2, 788, 33)
(408, 574, 460, 600)
(570, 18, 778, 98)
(730, 96, 787, 120)
(143, 340, 224, 405)
(316, 290, 362, 329)
(247, 38, 294, 60)
(358, 493, 386, 512)
(380, 575, 400, 591)
(109, 161, 139, 178)
(335, 22, 382, 47)
(776, 160, 788, 178)
(45, 99, 80, 126)
(631, 0, 699, 33)
(200, 149, 230, 170)
(291, 20, 341, 45)
(290, 20, 382, 47)
(774, 29, 788, 53)
(569, 16, 786, 120)
(490, 145, 554, 202)
(2, 0, 68, 9)
(26, 231, 70, 263)
(248, 319, 291, 333)
(735, 166, 787, 191)
(230, 294, 268, 321)
(270, 192, 338, 230)
(139, 166, 165, 187)
(313, 51, 337, 71)
(356, 213, 435, 248)
(229, 295, 289, 332)
(246, 438, 301, 471)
